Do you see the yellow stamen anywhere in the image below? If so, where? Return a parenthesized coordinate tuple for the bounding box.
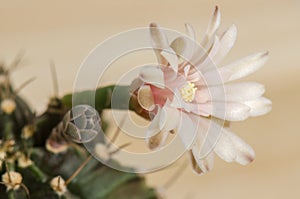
(180, 82, 197, 102)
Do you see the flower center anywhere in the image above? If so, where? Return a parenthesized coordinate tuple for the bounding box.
(180, 82, 197, 102)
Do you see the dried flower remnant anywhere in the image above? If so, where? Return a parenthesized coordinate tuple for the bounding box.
(1, 171, 23, 191)
(17, 154, 33, 168)
(50, 176, 67, 196)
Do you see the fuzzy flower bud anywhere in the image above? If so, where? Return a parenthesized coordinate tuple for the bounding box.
(1, 99, 16, 114)
(17, 154, 33, 168)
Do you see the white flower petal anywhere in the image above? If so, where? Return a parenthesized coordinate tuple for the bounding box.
(199, 118, 223, 158)
(188, 6, 221, 69)
(191, 101, 250, 121)
(215, 102, 251, 121)
(159, 106, 180, 132)
(214, 131, 237, 162)
(208, 52, 269, 84)
(146, 107, 161, 138)
(190, 148, 215, 174)
(137, 85, 155, 111)
(185, 23, 196, 40)
(196, 82, 265, 103)
(188, 150, 204, 175)
(196, 36, 221, 71)
(197, 152, 215, 173)
(182, 23, 196, 64)
(147, 131, 169, 150)
(201, 6, 221, 48)
(146, 107, 169, 149)
(223, 129, 255, 165)
(196, 25, 237, 73)
(178, 112, 197, 149)
(161, 50, 178, 72)
(244, 97, 272, 117)
(203, 52, 269, 86)
(223, 82, 265, 101)
(170, 37, 186, 57)
(139, 66, 165, 88)
(191, 116, 234, 164)
(130, 78, 143, 92)
(212, 24, 237, 65)
(150, 23, 169, 65)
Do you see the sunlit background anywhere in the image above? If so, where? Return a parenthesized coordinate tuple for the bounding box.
(1, 1, 299, 198)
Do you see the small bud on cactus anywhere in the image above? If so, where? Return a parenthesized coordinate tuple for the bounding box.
(50, 176, 67, 196)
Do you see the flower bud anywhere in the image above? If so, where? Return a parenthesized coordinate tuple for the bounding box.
(1, 99, 16, 114)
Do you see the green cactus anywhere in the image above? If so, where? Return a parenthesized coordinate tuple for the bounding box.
(0, 62, 158, 199)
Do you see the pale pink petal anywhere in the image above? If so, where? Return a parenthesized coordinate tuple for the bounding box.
(244, 97, 272, 117)
(183, 65, 191, 77)
(139, 66, 165, 88)
(189, 102, 211, 116)
(194, 88, 211, 103)
(223, 129, 255, 165)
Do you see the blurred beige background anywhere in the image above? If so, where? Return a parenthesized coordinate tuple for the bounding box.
(1, 0, 300, 198)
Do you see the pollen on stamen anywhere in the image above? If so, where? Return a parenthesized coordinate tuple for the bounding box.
(180, 82, 197, 102)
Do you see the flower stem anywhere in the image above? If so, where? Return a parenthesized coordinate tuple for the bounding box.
(61, 85, 151, 120)
(29, 164, 48, 183)
(7, 191, 15, 199)
(61, 85, 133, 111)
